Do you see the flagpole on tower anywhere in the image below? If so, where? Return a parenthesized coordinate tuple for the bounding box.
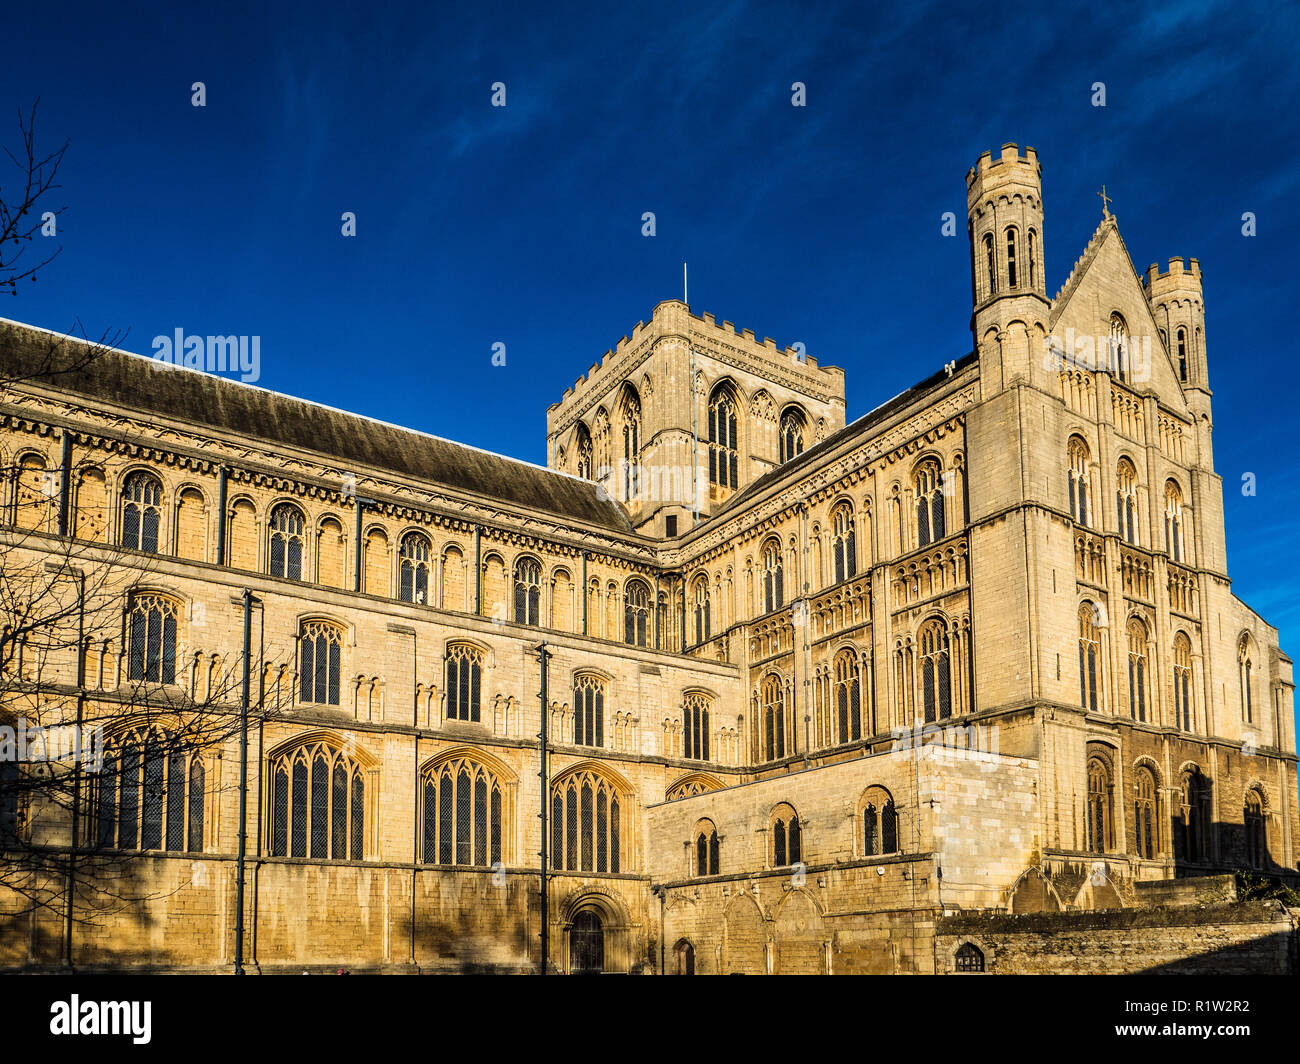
(683, 262, 688, 307)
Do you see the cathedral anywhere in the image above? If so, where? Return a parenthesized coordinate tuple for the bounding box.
(0, 144, 1295, 974)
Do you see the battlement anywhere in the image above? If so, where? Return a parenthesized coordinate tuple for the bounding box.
(1143, 256, 1203, 297)
(966, 142, 1041, 201)
(554, 298, 842, 407)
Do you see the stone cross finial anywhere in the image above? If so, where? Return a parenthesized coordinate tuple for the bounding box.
(1098, 185, 1113, 219)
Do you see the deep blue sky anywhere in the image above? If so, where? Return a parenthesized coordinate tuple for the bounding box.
(3, 0, 1298, 654)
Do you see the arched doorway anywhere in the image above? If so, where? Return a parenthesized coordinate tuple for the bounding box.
(570, 910, 604, 974)
(675, 939, 695, 975)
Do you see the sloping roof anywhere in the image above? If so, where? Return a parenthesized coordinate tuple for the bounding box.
(0, 320, 635, 534)
(716, 352, 977, 516)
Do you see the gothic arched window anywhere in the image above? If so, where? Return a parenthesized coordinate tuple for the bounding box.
(1079, 603, 1101, 713)
(761, 538, 783, 613)
(955, 942, 985, 973)
(620, 387, 641, 500)
(1164, 480, 1184, 563)
(550, 768, 624, 873)
(1173, 632, 1193, 731)
(1244, 789, 1265, 868)
(120, 471, 162, 553)
(514, 556, 542, 626)
(779, 406, 807, 464)
(1127, 618, 1148, 722)
(445, 642, 484, 722)
(1027, 228, 1037, 289)
(919, 619, 952, 723)
(862, 787, 898, 856)
(574, 423, 593, 480)
(1109, 313, 1129, 381)
(268, 502, 306, 580)
(694, 818, 719, 876)
(1086, 756, 1111, 853)
(1176, 327, 1188, 382)
(831, 502, 856, 583)
(983, 232, 997, 296)
(1005, 225, 1019, 288)
(127, 593, 179, 685)
(1067, 436, 1090, 526)
(624, 579, 651, 647)
(914, 460, 945, 548)
(398, 531, 431, 604)
(1238, 635, 1254, 724)
(421, 754, 505, 866)
(761, 673, 786, 761)
(95, 726, 204, 853)
(692, 576, 711, 645)
(708, 383, 739, 489)
(833, 648, 862, 744)
(1115, 459, 1138, 545)
(1134, 765, 1158, 859)
(268, 740, 365, 860)
(1175, 768, 1209, 863)
(683, 692, 711, 761)
(771, 803, 801, 867)
(299, 620, 343, 706)
(573, 673, 606, 747)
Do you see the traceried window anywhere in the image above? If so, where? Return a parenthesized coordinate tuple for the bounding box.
(708, 383, 739, 489)
(779, 406, 807, 464)
(573, 674, 606, 747)
(683, 692, 711, 761)
(268, 741, 365, 860)
(445, 642, 484, 722)
(1175, 768, 1208, 863)
(1176, 328, 1188, 382)
(761, 673, 786, 761)
(127, 593, 179, 685)
(862, 787, 898, 856)
(299, 620, 343, 706)
(919, 619, 952, 723)
(1173, 633, 1193, 731)
(399, 531, 431, 604)
(624, 579, 651, 647)
(1244, 789, 1265, 868)
(761, 538, 783, 613)
(694, 818, 719, 876)
(1115, 459, 1138, 545)
(574, 423, 593, 480)
(1005, 226, 1018, 288)
(550, 768, 623, 874)
(1067, 436, 1090, 526)
(831, 502, 856, 583)
(95, 727, 204, 852)
(983, 232, 997, 296)
(1134, 766, 1158, 859)
(955, 943, 985, 973)
(1127, 618, 1148, 722)
(1109, 313, 1129, 381)
(268, 502, 306, 580)
(833, 648, 862, 744)
(771, 803, 801, 867)
(1078, 603, 1102, 713)
(1086, 756, 1112, 853)
(1238, 635, 1254, 724)
(1164, 480, 1184, 563)
(422, 755, 505, 866)
(120, 471, 162, 553)
(914, 459, 945, 548)
(692, 576, 710, 645)
(514, 556, 542, 626)
(620, 388, 641, 499)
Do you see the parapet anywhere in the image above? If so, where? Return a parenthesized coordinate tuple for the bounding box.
(966, 142, 1042, 203)
(1144, 256, 1204, 300)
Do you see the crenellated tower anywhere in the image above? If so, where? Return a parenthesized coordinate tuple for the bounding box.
(966, 143, 1051, 394)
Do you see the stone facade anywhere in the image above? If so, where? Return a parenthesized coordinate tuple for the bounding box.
(0, 143, 1295, 973)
